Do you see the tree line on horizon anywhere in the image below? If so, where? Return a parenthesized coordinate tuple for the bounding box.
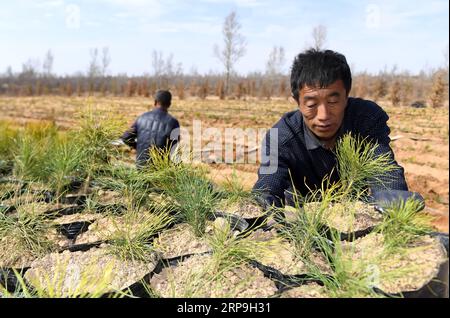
(1, 11, 448, 107)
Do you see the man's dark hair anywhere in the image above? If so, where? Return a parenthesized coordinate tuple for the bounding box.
(290, 49, 352, 102)
(155, 90, 172, 108)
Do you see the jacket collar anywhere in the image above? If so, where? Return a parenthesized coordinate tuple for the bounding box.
(153, 106, 169, 113)
(301, 114, 346, 150)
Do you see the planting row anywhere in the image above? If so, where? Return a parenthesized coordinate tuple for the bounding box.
(1, 117, 448, 298)
(1, 186, 448, 298)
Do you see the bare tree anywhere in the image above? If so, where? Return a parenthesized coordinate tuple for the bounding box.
(264, 46, 286, 99)
(214, 10, 246, 95)
(189, 65, 199, 77)
(443, 44, 449, 80)
(429, 71, 446, 108)
(401, 78, 413, 106)
(389, 80, 401, 106)
(265, 46, 286, 76)
(373, 76, 388, 101)
(312, 25, 327, 50)
(20, 58, 40, 79)
(101, 47, 111, 77)
(165, 53, 174, 77)
(175, 62, 184, 77)
(5, 66, 13, 79)
(152, 50, 164, 85)
(151, 50, 164, 77)
(88, 48, 100, 78)
(444, 44, 449, 68)
(176, 79, 185, 100)
(42, 50, 54, 77)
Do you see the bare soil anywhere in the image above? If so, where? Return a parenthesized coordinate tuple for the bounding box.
(52, 213, 101, 225)
(279, 282, 329, 298)
(153, 223, 213, 259)
(0, 97, 447, 233)
(303, 201, 383, 234)
(0, 235, 37, 268)
(341, 233, 448, 294)
(24, 246, 158, 296)
(217, 198, 265, 218)
(249, 229, 332, 276)
(150, 253, 277, 297)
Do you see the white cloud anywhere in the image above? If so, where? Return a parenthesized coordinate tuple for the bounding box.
(98, 0, 159, 6)
(200, 0, 264, 7)
(139, 21, 221, 35)
(85, 20, 102, 27)
(33, 0, 65, 8)
(257, 24, 286, 37)
(234, 0, 264, 7)
(1, 0, 447, 76)
(96, 0, 164, 18)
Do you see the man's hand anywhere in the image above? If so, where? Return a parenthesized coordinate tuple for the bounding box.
(370, 189, 425, 213)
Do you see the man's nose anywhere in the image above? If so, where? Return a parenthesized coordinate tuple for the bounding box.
(316, 104, 330, 121)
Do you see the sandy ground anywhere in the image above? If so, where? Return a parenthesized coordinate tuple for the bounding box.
(0, 96, 447, 232)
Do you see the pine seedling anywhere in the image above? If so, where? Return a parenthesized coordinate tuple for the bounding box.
(165, 171, 219, 237)
(45, 134, 85, 199)
(74, 104, 126, 189)
(278, 178, 343, 260)
(9, 261, 128, 298)
(335, 133, 399, 199)
(375, 197, 434, 252)
(306, 229, 383, 298)
(107, 202, 174, 262)
(0, 199, 56, 259)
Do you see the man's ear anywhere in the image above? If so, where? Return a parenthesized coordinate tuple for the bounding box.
(289, 95, 298, 106)
(291, 92, 301, 107)
(343, 95, 349, 108)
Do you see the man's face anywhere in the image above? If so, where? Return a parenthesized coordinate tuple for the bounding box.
(298, 79, 348, 142)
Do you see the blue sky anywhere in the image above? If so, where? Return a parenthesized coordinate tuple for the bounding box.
(1, 0, 448, 76)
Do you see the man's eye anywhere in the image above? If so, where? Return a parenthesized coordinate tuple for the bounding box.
(306, 104, 317, 108)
